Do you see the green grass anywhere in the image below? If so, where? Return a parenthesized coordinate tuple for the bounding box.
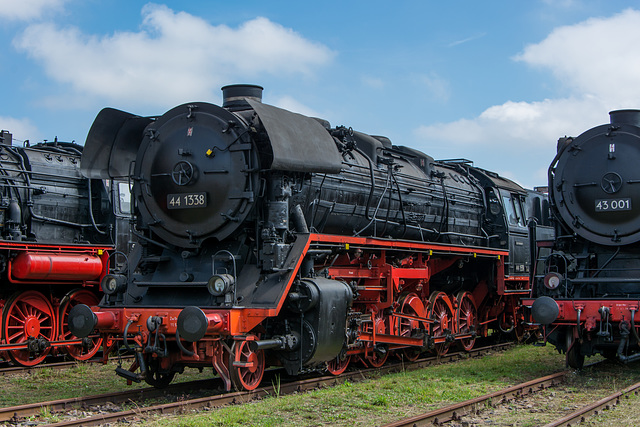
(7, 344, 636, 427)
(141, 344, 566, 427)
(0, 359, 211, 407)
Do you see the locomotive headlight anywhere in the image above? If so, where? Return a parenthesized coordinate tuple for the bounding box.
(543, 272, 563, 290)
(101, 274, 127, 296)
(207, 274, 234, 296)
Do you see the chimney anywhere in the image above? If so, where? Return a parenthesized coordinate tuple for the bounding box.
(221, 84, 264, 111)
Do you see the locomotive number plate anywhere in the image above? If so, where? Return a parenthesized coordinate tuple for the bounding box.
(595, 198, 631, 212)
(167, 192, 207, 209)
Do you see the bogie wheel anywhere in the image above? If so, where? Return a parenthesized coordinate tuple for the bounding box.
(456, 291, 478, 351)
(398, 293, 425, 361)
(229, 339, 265, 391)
(59, 289, 103, 360)
(2, 291, 56, 366)
(145, 359, 176, 388)
(428, 292, 454, 356)
(326, 354, 351, 375)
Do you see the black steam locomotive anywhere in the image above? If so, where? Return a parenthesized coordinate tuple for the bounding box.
(70, 85, 550, 390)
(527, 110, 640, 368)
(0, 130, 124, 365)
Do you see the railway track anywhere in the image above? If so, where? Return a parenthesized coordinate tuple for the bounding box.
(0, 359, 81, 377)
(0, 343, 513, 426)
(0, 354, 133, 377)
(542, 380, 640, 427)
(382, 370, 567, 426)
(382, 359, 640, 427)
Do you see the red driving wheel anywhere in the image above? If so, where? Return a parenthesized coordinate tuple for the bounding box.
(456, 291, 478, 351)
(59, 289, 103, 360)
(428, 292, 454, 356)
(326, 354, 351, 375)
(2, 291, 56, 366)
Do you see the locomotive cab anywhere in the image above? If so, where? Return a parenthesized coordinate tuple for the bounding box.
(467, 167, 552, 281)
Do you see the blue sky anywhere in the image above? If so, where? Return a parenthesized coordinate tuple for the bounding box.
(2, 1, 640, 188)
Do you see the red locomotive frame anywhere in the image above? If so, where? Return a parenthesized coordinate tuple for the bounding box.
(88, 233, 527, 390)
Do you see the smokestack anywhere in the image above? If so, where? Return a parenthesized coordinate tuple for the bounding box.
(609, 109, 640, 127)
(221, 84, 264, 110)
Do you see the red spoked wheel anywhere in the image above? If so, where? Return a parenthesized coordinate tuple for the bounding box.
(367, 347, 388, 368)
(456, 291, 478, 351)
(366, 314, 389, 367)
(59, 289, 103, 360)
(326, 354, 351, 375)
(398, 293, 425, 361)
(428, 292, 454, 356)
(229, 339, 265, 391)
(2, 291, 56, 366)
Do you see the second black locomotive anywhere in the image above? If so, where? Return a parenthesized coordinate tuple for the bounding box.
(0, 130, 127, 365)
(528, 110, 640, 368)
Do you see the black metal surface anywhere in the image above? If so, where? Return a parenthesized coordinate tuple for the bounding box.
(247, 99, 343, 173)
(531, 296, 559, 324)
(552, 119, 640, 246)
(133, 102, 259, 247)
(176, 306, 209, 342)
(0, 140, 114, 245)
(89, 85, 538, 310)
(68, 304, 98, 338)
(81, 107, 152, 179)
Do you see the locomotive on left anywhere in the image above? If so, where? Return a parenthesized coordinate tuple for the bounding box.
(69, 85, 550, 390)
(0, 130, 126, 365)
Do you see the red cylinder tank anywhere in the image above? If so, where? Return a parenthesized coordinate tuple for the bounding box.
(11, 252, 103, 281)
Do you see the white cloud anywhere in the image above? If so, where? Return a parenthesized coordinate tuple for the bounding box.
(0, 0, 68, 21)
(273, 96, 323, 119)
(0, 117, 41, 142)
(514, 8, 640, 106)
(414, 9, 640, 188)
(13, 4, 334, 108)
(416, 96, 604, 147)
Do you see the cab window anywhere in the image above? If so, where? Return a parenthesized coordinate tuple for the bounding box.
(502, 194, 526, 227)
(117, 181, 131, 215)
(513, 195, 525, 226)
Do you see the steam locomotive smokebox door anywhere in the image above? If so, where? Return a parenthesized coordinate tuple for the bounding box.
(552, 117, 640, 246)
(283, 278, 353, 373)
(133, 102, 259, 247)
